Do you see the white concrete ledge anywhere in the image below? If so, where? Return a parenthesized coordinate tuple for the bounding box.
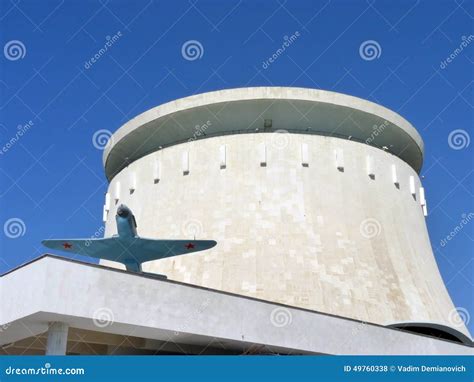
(0, 256, 472, 355)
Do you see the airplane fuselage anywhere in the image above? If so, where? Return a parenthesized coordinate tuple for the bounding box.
(116, 205, 138, 239)
(114, 205, 141, 271)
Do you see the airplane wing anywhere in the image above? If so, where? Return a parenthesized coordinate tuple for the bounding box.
(41, 238, 122, 262)
(126, 238, 217, 263)
(42, 237, 217, 266)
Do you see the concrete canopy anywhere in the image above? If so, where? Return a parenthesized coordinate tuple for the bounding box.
(103, 87, 424, 180)
(0, 256, 472, 355)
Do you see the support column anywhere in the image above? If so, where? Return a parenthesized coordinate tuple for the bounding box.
(45, 322, 69, 355)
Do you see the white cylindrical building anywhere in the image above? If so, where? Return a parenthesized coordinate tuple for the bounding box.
(101, 87, 470, 343)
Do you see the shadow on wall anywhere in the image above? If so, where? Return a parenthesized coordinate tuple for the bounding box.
(387, 322, 472, 346)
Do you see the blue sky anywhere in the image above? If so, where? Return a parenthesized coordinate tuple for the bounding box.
(0, 0, 472, 333)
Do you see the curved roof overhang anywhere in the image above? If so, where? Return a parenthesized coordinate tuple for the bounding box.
(103, 87, 424, 181)
(387, 322, 473, 346)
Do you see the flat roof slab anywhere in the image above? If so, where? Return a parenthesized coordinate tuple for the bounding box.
(1, 256, 471, 355)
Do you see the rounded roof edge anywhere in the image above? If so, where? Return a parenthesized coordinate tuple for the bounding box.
(387, 322, 472, 346)
(103, 87, 424, 180)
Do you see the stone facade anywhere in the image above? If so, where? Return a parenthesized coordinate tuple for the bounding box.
(102, 131, 469, 337)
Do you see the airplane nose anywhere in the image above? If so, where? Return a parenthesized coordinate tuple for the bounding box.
(117, 205, 129, 217)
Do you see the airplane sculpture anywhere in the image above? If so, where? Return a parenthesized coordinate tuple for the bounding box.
(42, 204, 217, 273)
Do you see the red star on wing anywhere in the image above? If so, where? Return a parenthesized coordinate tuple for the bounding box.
(63, 242, 72, 249)
(185, 242, 195, 250)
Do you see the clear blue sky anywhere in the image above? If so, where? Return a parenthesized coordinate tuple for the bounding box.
(1, 0, 472, 334)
